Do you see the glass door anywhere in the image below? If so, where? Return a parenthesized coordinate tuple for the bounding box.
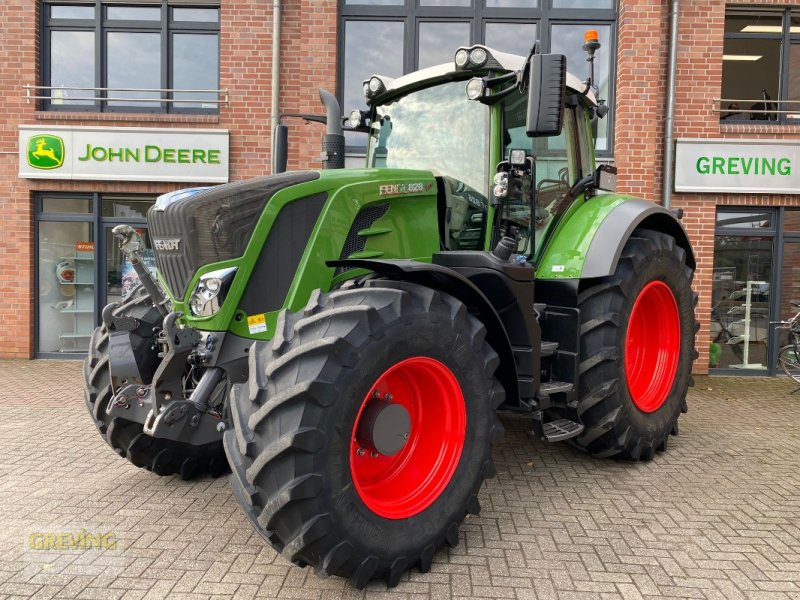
(38, 222, 96, 354)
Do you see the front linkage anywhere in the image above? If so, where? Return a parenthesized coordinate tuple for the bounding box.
(83, 227, 228, 479)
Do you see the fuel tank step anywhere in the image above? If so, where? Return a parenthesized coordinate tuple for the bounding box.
(539, 380, 573, 396)
(541, 341, 559, 357)
(541, 419, 584, 443)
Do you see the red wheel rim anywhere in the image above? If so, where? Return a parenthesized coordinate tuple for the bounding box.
(625, 280, 681, 413)
(350, 357, 466, 519)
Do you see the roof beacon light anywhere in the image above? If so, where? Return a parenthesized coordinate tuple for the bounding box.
(582, 29, 602, 97)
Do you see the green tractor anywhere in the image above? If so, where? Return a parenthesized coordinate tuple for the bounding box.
(84, 36, 697, 587)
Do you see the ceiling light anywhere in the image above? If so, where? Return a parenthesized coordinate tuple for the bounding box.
(740, 25, 800, 33)
(722, 54, 763, 61)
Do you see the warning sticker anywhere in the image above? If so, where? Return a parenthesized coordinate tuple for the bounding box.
(247, 314, 267, 334)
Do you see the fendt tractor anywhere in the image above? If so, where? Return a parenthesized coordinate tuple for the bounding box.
(84, 32, 698, 587)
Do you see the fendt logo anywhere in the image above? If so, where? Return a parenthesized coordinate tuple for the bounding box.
(27, 135, 65, 170)
(153, 238, 181, 251)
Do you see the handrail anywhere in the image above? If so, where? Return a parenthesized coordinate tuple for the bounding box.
(25, 84, 229, 106)
(712, 97, 800, 116)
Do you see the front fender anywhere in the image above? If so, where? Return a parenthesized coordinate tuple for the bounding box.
(537, 195, 695, 280)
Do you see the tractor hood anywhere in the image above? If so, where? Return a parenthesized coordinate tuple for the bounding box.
(148, 171, 319, 299)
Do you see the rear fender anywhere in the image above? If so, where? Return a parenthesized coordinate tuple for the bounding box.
(537, 196, 695, 280)
(327, 258, 520, 408)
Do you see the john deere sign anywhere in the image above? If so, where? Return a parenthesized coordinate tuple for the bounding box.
(675, 139, 800, 194)
(19, 125, 229, 183)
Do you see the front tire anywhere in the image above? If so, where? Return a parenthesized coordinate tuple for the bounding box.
(572, 229, 698, 460)
(224, 280, 504, 587)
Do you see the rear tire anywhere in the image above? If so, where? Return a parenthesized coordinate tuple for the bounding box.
(572, 230, 698, 460)
(83, 287, 228, 479)
(224, 280, 504, 587)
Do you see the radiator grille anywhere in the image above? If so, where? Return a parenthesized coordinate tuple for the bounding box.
(335, 203, 389, 275)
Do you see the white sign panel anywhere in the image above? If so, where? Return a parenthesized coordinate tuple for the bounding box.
(19, 125, 229, 183)
(675, 138, 799, 194)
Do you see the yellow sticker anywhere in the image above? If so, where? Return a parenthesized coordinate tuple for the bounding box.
(247, 313, 267, 334)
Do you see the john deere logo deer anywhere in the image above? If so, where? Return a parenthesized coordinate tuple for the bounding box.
(27, 135, 64, 170)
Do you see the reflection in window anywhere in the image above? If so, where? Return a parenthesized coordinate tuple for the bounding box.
(485, 0, 537, 7)
(43, 2, 220, 113)
(710, 234, 772, 370)
(551, 25, 611, 151)
(484, 23, 536, 57)
(173, 34, 220, 108)
(343, 20, 404, 146)
(552, 0, 612, 7)
(50, 31, 95, 105)
(107, 32, 161, 108)
(715, 211, 772, 229)
(51, 5, 94, 19)
(369, 81, 489, 195)
(722, 9, 798, 124)
(418, 22, 470, 69)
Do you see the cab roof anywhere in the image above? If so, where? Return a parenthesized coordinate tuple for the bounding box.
(366, 45, 597, 107)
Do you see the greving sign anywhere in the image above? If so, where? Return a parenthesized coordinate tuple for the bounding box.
(674, 138, 799, 194)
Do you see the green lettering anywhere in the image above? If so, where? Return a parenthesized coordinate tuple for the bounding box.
(91, 147, 107, 162)
(728, 157, 739, 175)
(108, 148, 123, 162)
(124, 148, 140, 162)
(77, 144, 92, 162)
(162, 148, 176, 163)
(712, 156, 725, 175)
(778, 158, 791, 176)
(762, 158, 776, 176)
(207, 149, 220, 165)
(192, 149, 206, 163)
(742, 157, 753, 175)
(696, 156, 710, 174)
(177, 149, 191, 164)
(145, 145, 161, 162)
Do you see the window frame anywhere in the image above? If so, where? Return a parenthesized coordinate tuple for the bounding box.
(339, 0, 618, 155)
(40, 1, 220, 115)
(722, 7, 800, 126)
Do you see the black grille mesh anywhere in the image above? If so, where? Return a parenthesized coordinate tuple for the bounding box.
(336, 203, 389, 275)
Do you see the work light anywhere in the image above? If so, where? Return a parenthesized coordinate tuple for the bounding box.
(189, 267, 237, 317)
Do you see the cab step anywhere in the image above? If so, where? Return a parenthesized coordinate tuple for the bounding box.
(542, 419, 584, 443)
(541, 341, 559, 357)
(539, 380, 573, 396)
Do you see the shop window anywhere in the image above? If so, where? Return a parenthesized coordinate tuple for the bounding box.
(721, 9, 800, 123)
(340, 0, 617, 153)
(41, 1, 220, 113)
(36, 193, 156, 357)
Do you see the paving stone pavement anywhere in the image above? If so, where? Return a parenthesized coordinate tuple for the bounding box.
(0, 359, 799, 600)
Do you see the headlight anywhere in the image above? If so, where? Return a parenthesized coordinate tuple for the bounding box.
(189, 267, 237, 317)
(465, 77, 485, 101)
(470, 47, 488, 66)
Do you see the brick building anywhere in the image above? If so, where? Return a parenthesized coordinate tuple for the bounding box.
(1, 0, 799, 377)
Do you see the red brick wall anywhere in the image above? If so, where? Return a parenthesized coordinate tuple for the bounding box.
(0, 0, 337, 358)
(615, 0, 800, 373)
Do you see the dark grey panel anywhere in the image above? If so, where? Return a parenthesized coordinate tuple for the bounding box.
(239, 193, 328, 315)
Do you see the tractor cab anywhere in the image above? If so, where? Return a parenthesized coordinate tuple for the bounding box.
(353, 40, 613, 266)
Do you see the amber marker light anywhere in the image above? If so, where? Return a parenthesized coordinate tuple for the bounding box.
(584, 29, 599, 44)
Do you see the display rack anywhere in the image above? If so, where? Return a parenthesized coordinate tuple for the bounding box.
(730, 280, 768, 369)
(57, 246, 94, 352)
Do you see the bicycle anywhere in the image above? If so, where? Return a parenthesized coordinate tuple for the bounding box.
(772, 303, 800, 389)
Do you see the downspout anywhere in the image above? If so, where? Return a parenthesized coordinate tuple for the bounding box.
(270, 0, 281, 173)
(662, 0, 680, 209)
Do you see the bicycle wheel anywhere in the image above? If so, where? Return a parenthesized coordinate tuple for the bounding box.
(778, 344, 800, 383)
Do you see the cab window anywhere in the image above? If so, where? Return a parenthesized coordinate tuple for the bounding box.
(502, 91, 579, 259)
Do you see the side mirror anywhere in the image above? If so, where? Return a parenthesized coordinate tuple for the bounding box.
(526, 53, 566, 138)
(273, 124, 288, 174)
(593, 164, 617, 192)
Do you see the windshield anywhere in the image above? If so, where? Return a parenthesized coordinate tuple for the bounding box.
(368, 81, 490, 195)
